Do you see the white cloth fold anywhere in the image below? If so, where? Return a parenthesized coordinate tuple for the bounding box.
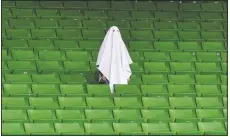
(96, 26, 133, 93)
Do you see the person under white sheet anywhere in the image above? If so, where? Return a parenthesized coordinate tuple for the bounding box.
(96, 26, 133, 93)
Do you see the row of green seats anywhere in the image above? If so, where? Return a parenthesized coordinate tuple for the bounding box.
(2, 19, 227, 31)
(2, 109, 227, 123)
(2, 122, 227, 135)
(2, 61, 227, 74)
(2, 83, 227, 97)
(2, 1, 227, 11)
(2, 96, 227, 109)
(2, 49, 227, 62)
(2, 28, 227, 41)
(2, 40, 227, 51)
(3, 8, 227, 20)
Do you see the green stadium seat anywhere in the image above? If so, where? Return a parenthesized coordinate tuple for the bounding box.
(2, 109, 28, 122)
(120, 30, 131, 39)
(58, 97, 86, 109)
(155, 12, 177, 20)
(141, 85, 169, 97)
(178, 42, 202, 51)
(56, 110, 85, 122)
(133, 1, 156, 10)
(63, 61, 90, 73)
(86, 84, 110, 96)
(223, 109, 227, 119)
(198, 122, 227, 135)
(2, 49, 10, 60)
(28, 40, 54, 49)
(169, 109, 198, 122)
(178, 31, 201, 41)
(220, 75, 227, 84)
(2, 19, 9, 29)
(2, 28, 7, 38)
(170, 123, 201, 135)
(167, 85, 196, 97)
(84, 123, 115, 135)
(40, 1, 63, 8)
(200, 12, 223, 20)
(221, 62, 227, 74)
(179, 3, 201, 11)
(112, 1, 133, 10)
(2, 123, 26, 135)
(60, 10, 84, 19)
(107, 20, 130, 29)
(24, 123, 56, 135)
(60, 74, 86, 84)
(177, 22, 200, 31)
(88, 1, 111, 10)
(36, 61, 64, 73)
(201, 3, 223, 11)
(195, 75, 220, 84)
(4, 84, 31, 96)
(196, 109, 225, 122)
(113, 109, 142, 122)
(84, 11, 108, 19)
(79, 40, 101, 50)
(86, 97, 114, 108)
(129, 52, 143, 61)
(201, 32, 224, 41)
(34, 19, 59, 29)
(2, 97, 29, 109)
(15, 1, 39, 8)
(63, 1, 87, 9)
(55, 123, 85, 135)
(36, 9, 60, 18)
(29, 97, 59, 109)
(2, 61, 10, 74)
(27, 110, 57, 122)
(131, 11, 154, 19)
(129, 75, 143, 84)
(11, 49, 35, 60)
(31, 84, 60, 96)
(56, 29, 82, 40)
(168, 74, 195, 84)
(31, 29, 57, 39)
(196, 52, 221, 62)
(144, 62, 169, 73)
(108, 11, 131, 19)
(141, 109, 170, 122)
(142, 74, 168, 84)
(223, 97, 227, 108)
(154, 21, 177, 30)
(3, 1, 16, 8)
(142, 97, 169, 109)
(131, 20, 154, 29)
(170, 62, 195, 74)
(11, 9, 35, 18)
(223, 12, 227, 20)
(60, 84, 85, 96)
(114, 97, 142, 109)
(201, 22, 223, 31)
(221, 85, 227, 97)
(156, 2, 179, 11)
(113, 123, 143, 135)
(196, 97, 223, 109)
(85, 109, 113, 122)
(54, 40, 79, 49)
(177, 12, 200, 21)
(142, 123, 172, 135)
(9, 19, 35, 29)
(171, 52, 196, 61)
(2, 8, 12, 18)
(82, 19, 106, 29)
(65, 51, 91, 61)
(7, 29, 31, 39)
(38, 50, 65, 60)
(154, 31, 178, 40)
(170, 97, 196, 109)
(129, 41, 153, 50)
(131, 30, 153, 40)
(202, 42, 226, 51)
(130, 62, 144, 74)
(223, 22, 227, 30)
(82, 30, 105, 39)
(195, 62, 221, 74)
(115, 85, 141, 96)
(144, 52, 170, 61)
(154, 42, 178, 51)
(58, 19, 82, 29)
(8, 61, 36, 73)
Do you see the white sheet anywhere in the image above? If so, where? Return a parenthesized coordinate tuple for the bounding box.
(96, 26, 133, 93)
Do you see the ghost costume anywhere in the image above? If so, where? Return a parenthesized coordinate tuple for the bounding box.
(96, 26, 133, 93)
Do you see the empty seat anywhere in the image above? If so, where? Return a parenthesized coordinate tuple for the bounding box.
(113, 109, 142, 122)
(11, 49, 35, 60)
(144, 52, 170, 61)
(55, 123, 85, 135)
(35, 19, 59, 29)
(178, 12, 200, 21)
(88, 1, 111, 10)
(2, 109, 28, 122)
(169, 109, 198, 122)
(196, 52, 221, 62)
(131, 11, 154, 19)
(221, 62, 227, 74)
(180, 3, 201, 11)
(195, 75, 220, 84)
(200, 12, 223, 20)
(59, 19, 81, 29)
(170, 123, 201, 135)
(79, 40, 101, 50)
(144, 62, 169, 73)
(7, 29, 31, 39)
(82, 19, 106, 29)
(131, 30, 153, 40)
(156, 2, 179, 11)
(195, 62, 221, 74)
(142, 97, 169, 109)
(202, 42, 226, 51)
(142, 74, 168, 84)
(56, 109, 85, 122)
(54, 40, 79, 49)
(27, 110, 57, 122)
(178, 31, 201, 40)
(60, 10, 84, 19)
(3, 97, 29, 109)
(39, 50, 65, 60)
(201, 22, 223, 31)
(31, 84, 60, 96)
(196, 109, 224, 122)
(2, 123, 26, 135)
(112, 1, 133, 10)
(170, 62, 195, 74)
(177, 22, 200, 31)
(129, 41, 153, 50)
(58, 97, 86, 109)
(178, 42, 202, 51)
(129, 75, 143, 84)
(154, 22, 177, 30)
(84, 123, 115, 135)
(220, 75, 227, 84)
(222, 97, 227, 108)
(170, 52, 196, 61)
(107, 20, 130, 29)
(29, 97, 59, 109)
(141, 85, 169, 97)
(60, 84, 85, 96)
(12, 9, 35, 18)
(24, 123, 55, 135)
(63, 61, 90, 72)
(5, 74, 32, 84)
(154, 31, 178, 40)
(65, 51, 91, 61)
(155, 12, 177, 20)
(170, 97, 196, 109)
(129, 52, 143, 61)
(108, 11, 131, 19)
(201, 3, 223, 11)
(85, 109, 113, 122)
(154, 42, 178, 51)
(40, 1, 63, 8)
(4, 84, 31, 96)
(131, 20, 154, 29)
(198, 122, 227, 135)
(36, 61, 64, 73)
(56, 29, 82, 40)
(133, 1, 157, 10)
(3, 8, 12, 18)
(86, 97, 114, 108)
(141, 109, 170, 122)
(15, 1, 39, 8)
(60, 74, 86, 84)
(84, 11, 108, 19)
(9, 19, 35, 29)
(221, 52, 227, 62)
(82, 30, 105, 39)
(169, 74, 195, 84)
(142, 123, 172, 135)
(28, 40, 54, 49)
(167, 85, 196, 97)
(114, 97, 142, 109)
(196, 97, 223, 109)
(63, 1, 87, 9)
(113, 123, 143, 135)
(31, 29, 57, 39)
(36, 9, 60, 18)
(8, 61, 36, 73)
(201, 32, 224, 41)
